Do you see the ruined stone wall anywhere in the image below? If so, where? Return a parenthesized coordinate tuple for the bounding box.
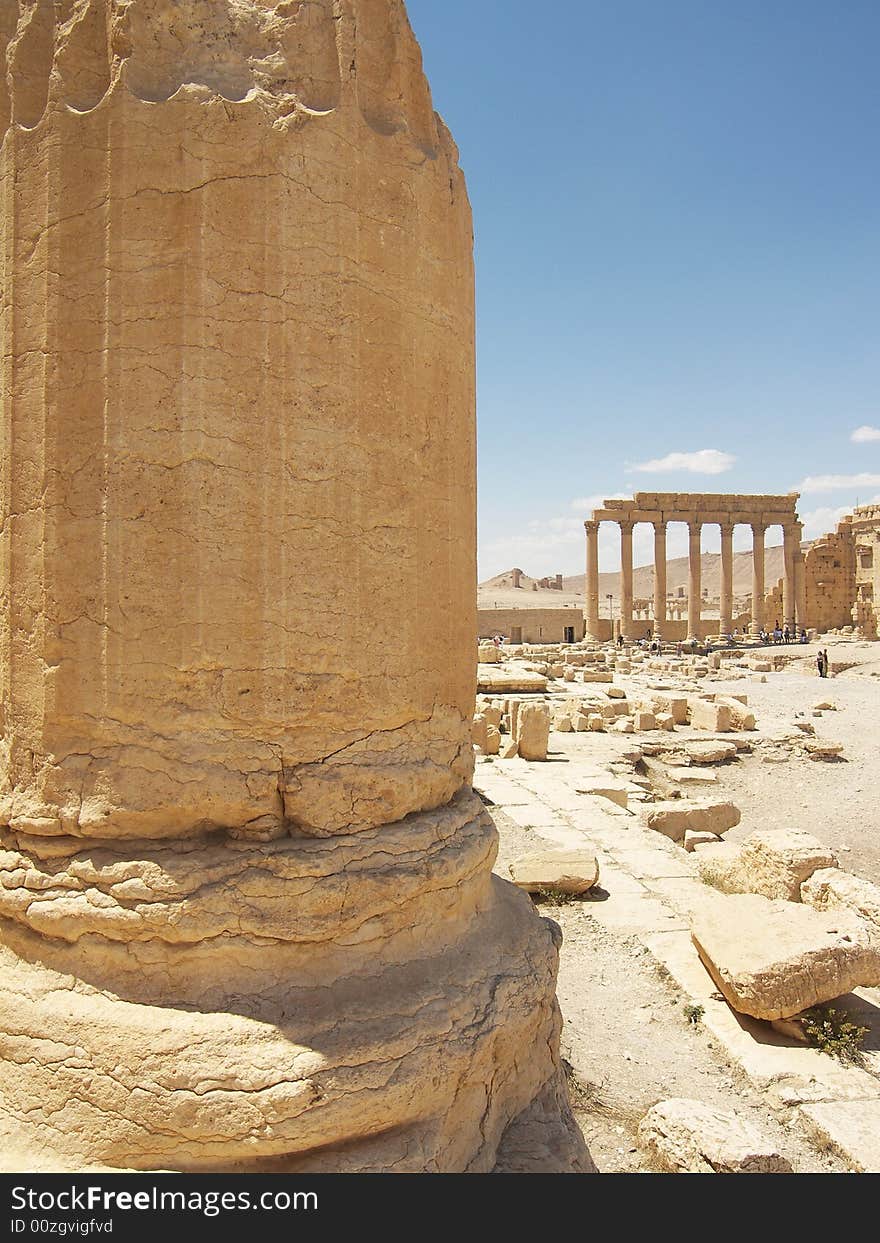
(478, 608, 586, 644)
(0, 0, 589, 1174)
(804, 527, 857, 633)
(850, 505, 880, 638)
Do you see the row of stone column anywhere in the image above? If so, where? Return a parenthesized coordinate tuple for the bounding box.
(584, 519, 806, 642)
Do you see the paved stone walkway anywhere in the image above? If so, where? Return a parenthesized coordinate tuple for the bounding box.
(474, 747, 880, 1172)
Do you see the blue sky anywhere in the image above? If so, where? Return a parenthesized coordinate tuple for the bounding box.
(405, 0, 880, 577)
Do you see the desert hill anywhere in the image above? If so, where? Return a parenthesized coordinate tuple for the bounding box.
(479, 545, 799, 610)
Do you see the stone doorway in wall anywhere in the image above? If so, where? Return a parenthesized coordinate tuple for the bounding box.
(564, 626, 575, 643)
(509, 625, 522, 644)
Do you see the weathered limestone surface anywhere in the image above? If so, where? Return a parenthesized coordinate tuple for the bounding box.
(638, 1099, 792, 1173)
(696, 829, 836, 901)
(642, 800, 740, 843)
(801, 868, 880, 930)
(691, 894, 880, 1020)
(509, 849, 600, 896)
(516, 703, 550, 762)
(684, 740, 738, 764)
(0, 1, 590, 1173)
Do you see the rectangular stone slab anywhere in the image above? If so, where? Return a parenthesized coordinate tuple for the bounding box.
(691, 893, 880, 1020)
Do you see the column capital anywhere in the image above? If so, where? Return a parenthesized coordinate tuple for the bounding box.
(618, 518, 634, 532)
(652, 518, 667, 532)
(719, 520, 735, 537)
(688, 519, 702, 536)
(584, 520, 599, 535)
(751, 521, 767, 536)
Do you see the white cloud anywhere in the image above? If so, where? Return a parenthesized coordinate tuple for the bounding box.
(851, 426, 880, 443)
(797, 473, 880, 493)
(799, 506, 853, 540)
(628, 449, 736, 475)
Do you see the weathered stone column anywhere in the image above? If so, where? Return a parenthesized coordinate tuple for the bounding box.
(0, 0, 590, 1175)
(619, 520, 635, 638)
(687, 521, 702, 641)
(584, 521, 601, 640)
(793, 521, 807, 630)
(719, 522, 734, 637)
(750, 522, 767, 635)
(783, 525, 798, 634)
(652, 520, 667, 640)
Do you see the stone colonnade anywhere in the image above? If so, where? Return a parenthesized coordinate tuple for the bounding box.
(584, 493, 806, 642)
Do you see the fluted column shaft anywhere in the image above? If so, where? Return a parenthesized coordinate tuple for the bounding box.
(783, 525, 797, 633)
(584, 521, 600, 640)
(750, 523, 767, 635)
(653, 521, 667, 639)
(619, 521, 634, 639)
(793, 521, 806, 630)
(719, 522, 734, 637)
(687, 521, 702, 641)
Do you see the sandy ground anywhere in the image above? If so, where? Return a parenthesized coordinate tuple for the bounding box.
(704, 641, 880, 885)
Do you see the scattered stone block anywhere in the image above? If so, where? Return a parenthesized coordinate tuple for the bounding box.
(587, 714, 606, 732)
(509, 849, 600, 896)
(804, 739, 844, 760)
(801, 868, 880, 930)
(515, 703, 550, 761)
(653, 695, 689, 724)
(634, 710, 657, 731)
(471, 714, 488, 751)
(478, 643, 500, 664)
(684, 830, 722, 852)
(638, 1099, 792, 1174)
(684, 740, 738, 765)
(813, 701, 837, 711)
(478, 667, 548, 694)
(691, 893, 880, 1020)
(655, 712, 675, 732)
(690, 700, 733, 732)
(714, 696, 756, 730)
(582, 670, 613, 683)
(696, 829, 836, 901)
(643, 800, 740, 842)
(606, 686, 626, 699)
(499, 739, 519, 760)
(485, 724, 501, 756)
(676, 769, 718, 788)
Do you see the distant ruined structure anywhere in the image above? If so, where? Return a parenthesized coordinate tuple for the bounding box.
(805, 505, 880, 638)
(584, 493, 806, 642)
(0, 0, 588, 1172)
